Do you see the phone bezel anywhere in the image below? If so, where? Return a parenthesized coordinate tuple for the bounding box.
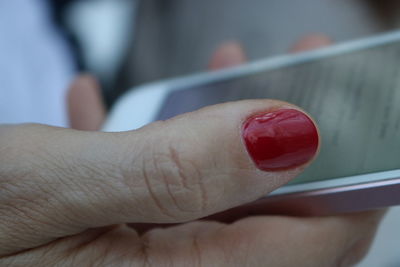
(103, 30, 400, 215)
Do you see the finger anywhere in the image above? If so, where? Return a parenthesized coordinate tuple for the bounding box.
(0, 99, 319, 255)
(137, 34, 334, 229)
(290, 34, 333, 53)
(139, 210, 384, 267)
(0, 211, 384, 266)
(67, 74, 106, 131)
(208, 41, 247, 70)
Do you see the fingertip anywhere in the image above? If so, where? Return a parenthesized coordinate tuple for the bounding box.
(68, 75, 102, 105)
(70, 74, 99, 90)
(208, 41, 247, 70)
(290, 34, 333, 53)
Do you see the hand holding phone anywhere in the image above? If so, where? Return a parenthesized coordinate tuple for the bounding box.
(105, 31, 400, 216)
(0, 33, 385, 267)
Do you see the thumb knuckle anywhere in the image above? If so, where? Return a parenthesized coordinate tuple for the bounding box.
(142, 142, 209, 221)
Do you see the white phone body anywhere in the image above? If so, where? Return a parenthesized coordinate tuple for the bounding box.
(103, 30, 400, 216)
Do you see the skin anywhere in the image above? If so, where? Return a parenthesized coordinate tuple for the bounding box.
(0, 35, 384, 267)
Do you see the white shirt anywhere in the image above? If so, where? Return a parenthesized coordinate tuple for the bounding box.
(0, 0, 75, 127)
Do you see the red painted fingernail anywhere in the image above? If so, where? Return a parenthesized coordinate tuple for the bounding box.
(242, 109, 319, 171)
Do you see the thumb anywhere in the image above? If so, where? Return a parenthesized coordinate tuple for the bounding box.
(0, 100, 319, 255)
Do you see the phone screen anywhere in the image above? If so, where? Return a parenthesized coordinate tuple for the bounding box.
(155, 42, 400, 185)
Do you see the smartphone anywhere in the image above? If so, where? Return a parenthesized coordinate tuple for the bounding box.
(103, 31, 400, 216)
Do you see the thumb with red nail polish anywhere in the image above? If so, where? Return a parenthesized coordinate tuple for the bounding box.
(1, 98, 320, 261)
(0, 100, 319, 255)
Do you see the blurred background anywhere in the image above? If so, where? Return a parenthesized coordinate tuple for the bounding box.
(2, 0, 400, 266)
(59, 0, 400, 108)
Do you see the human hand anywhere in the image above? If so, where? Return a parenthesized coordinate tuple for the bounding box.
(0, 35, 384, 267)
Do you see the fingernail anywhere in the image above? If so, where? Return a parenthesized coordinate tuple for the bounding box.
(242, 109, 319, 171)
